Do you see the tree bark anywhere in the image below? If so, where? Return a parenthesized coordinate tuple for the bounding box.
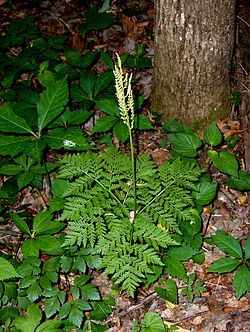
(153, 0, 236, 128)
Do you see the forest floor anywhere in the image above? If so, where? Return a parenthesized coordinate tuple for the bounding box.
(0, 0, 250, 331)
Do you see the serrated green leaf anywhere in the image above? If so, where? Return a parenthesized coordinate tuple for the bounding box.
(113, 120, 129, 143)
(44, 127, 90, 151)
(17, 172, 35, 189)
(169, 132, 202, 157)
(36, 235, 63, 255)
(0, 257, 19, 281)
(207, 257, 241, 273)
(168, 245, 197, 261)
(44, 296, 60, 318)
(141, 312, 165, 332)
(27, 283, 42, 302)
(90, 296, 115, 321)
(162, 119, 183, 133)
(0, 136, 31, 156)
(212, 230, 243, 259)
(68, 305, 83, 327)
(208, 150, 239, 178)
(94, 71, 114, 97)
(36, 320, 62, 332)
(22, 239, 40, 257)
(33, 211, 64, 235)
(245, 236, 250, 260)
(203, 122, 222, 146)
(84, 255, 102, 269)
(59, 302, 71, 320)
(0, 164, 23, 175)
(65, 49, 97, 68)
(0, 104, 35, 135)
(233, 265, 250, 299)
(155, 279, 178, 304)
(14, 304, 42, 332)
(80, 8, 114, 36)
(9, 213, 31, 234)
(92, 115, 118, 133)
(165, 256, 187, 281)
(80, 71, 96, 96)
(37, 76, 68, 132)
(81, 284, 100, 301)
(134, 114, 153, 130)
(227, 170, 250, 190)
(96, 96, 120, 116)
(19, 276, 38, 289)
(60, 256, 73, 273)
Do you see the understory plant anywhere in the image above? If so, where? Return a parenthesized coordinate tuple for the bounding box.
(57, 55, 212, 297)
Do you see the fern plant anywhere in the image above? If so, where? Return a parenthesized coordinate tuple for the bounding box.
(58, 55, 202, 296)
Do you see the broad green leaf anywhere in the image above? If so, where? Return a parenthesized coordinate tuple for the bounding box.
(36, 320, 62, 332)
(141, 312, 165, 332)
(0, 257, 19, 281)
(79, 7, 115, 36)
(44, 297, 61, 318)
(27, 283, 42, 302)
(19, 276, 38, 289)
(33, 211, 62, 235)
(36, 235, 63, 255)
(37, 76, 68, 132)
(100, 51, 114, 69)
(65, 49, 97, 68)
(207, 257, 241, 273)
(169, 132, 202, 157)
(96, 96, 120, 116)
(52, 108, 90, 126)
(168, 245, 197, 261)
(208, 150, 238, 178)
(17, 172, 35, 190)
(245, 236, 250, 260)
(155, 279, 178, 304)
(94, 71, 114, 97)
(90, 296, 115, 321)
(14, 304, 42, 332)
(134, 114, 153, 130)
(80, 71, 96, 96)
(162, 119, 184, 133)
(81, 284, 100, 301)
(59, 302, 71, 320)
(51, 179, 70, 197)
(113, 120, 129, 143)
(92, 115, 118, 133)
(194, 181, 217, 206)
(9, 212, 30, 234)
(22, 239, 40, 257)
(0, 136, 31, 156)
(44, 127, 91, 151)
(233, 265, 250, 299)
(164, 256, 187, 281)
(68, 305, 83, 327)
(212, 230, 243, 258)
(0, 104, 35, 135)
(0, 164, 23, 175)
(203, 122, 222, 146)
(84, 255, 102, 269)
(227, 170, 250, 190)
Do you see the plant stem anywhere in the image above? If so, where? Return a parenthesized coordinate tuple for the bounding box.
(128, 125, 137, 217)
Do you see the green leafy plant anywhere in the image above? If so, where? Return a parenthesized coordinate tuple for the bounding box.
(181, 273, 206, 301)
(56, 55, 209, 297)
(207, 231, 250, 299)
(163, 119, 250, 190)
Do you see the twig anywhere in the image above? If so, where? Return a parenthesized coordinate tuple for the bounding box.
(104, 292, 158, 323)
(237, 15, 250, 29)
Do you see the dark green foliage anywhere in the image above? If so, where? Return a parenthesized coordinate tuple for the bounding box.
(207, 231, 250, 299)
(58, 148, 202, 296)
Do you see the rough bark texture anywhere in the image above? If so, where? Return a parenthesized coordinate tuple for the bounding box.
(153, 0, 236, 127)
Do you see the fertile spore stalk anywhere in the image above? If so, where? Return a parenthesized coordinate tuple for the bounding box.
(113, 53, 137, 219)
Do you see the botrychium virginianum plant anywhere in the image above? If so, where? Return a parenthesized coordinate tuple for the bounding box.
(57, 54, 208, 297)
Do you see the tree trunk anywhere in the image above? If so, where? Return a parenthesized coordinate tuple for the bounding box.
(153, 0, 236, 128)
